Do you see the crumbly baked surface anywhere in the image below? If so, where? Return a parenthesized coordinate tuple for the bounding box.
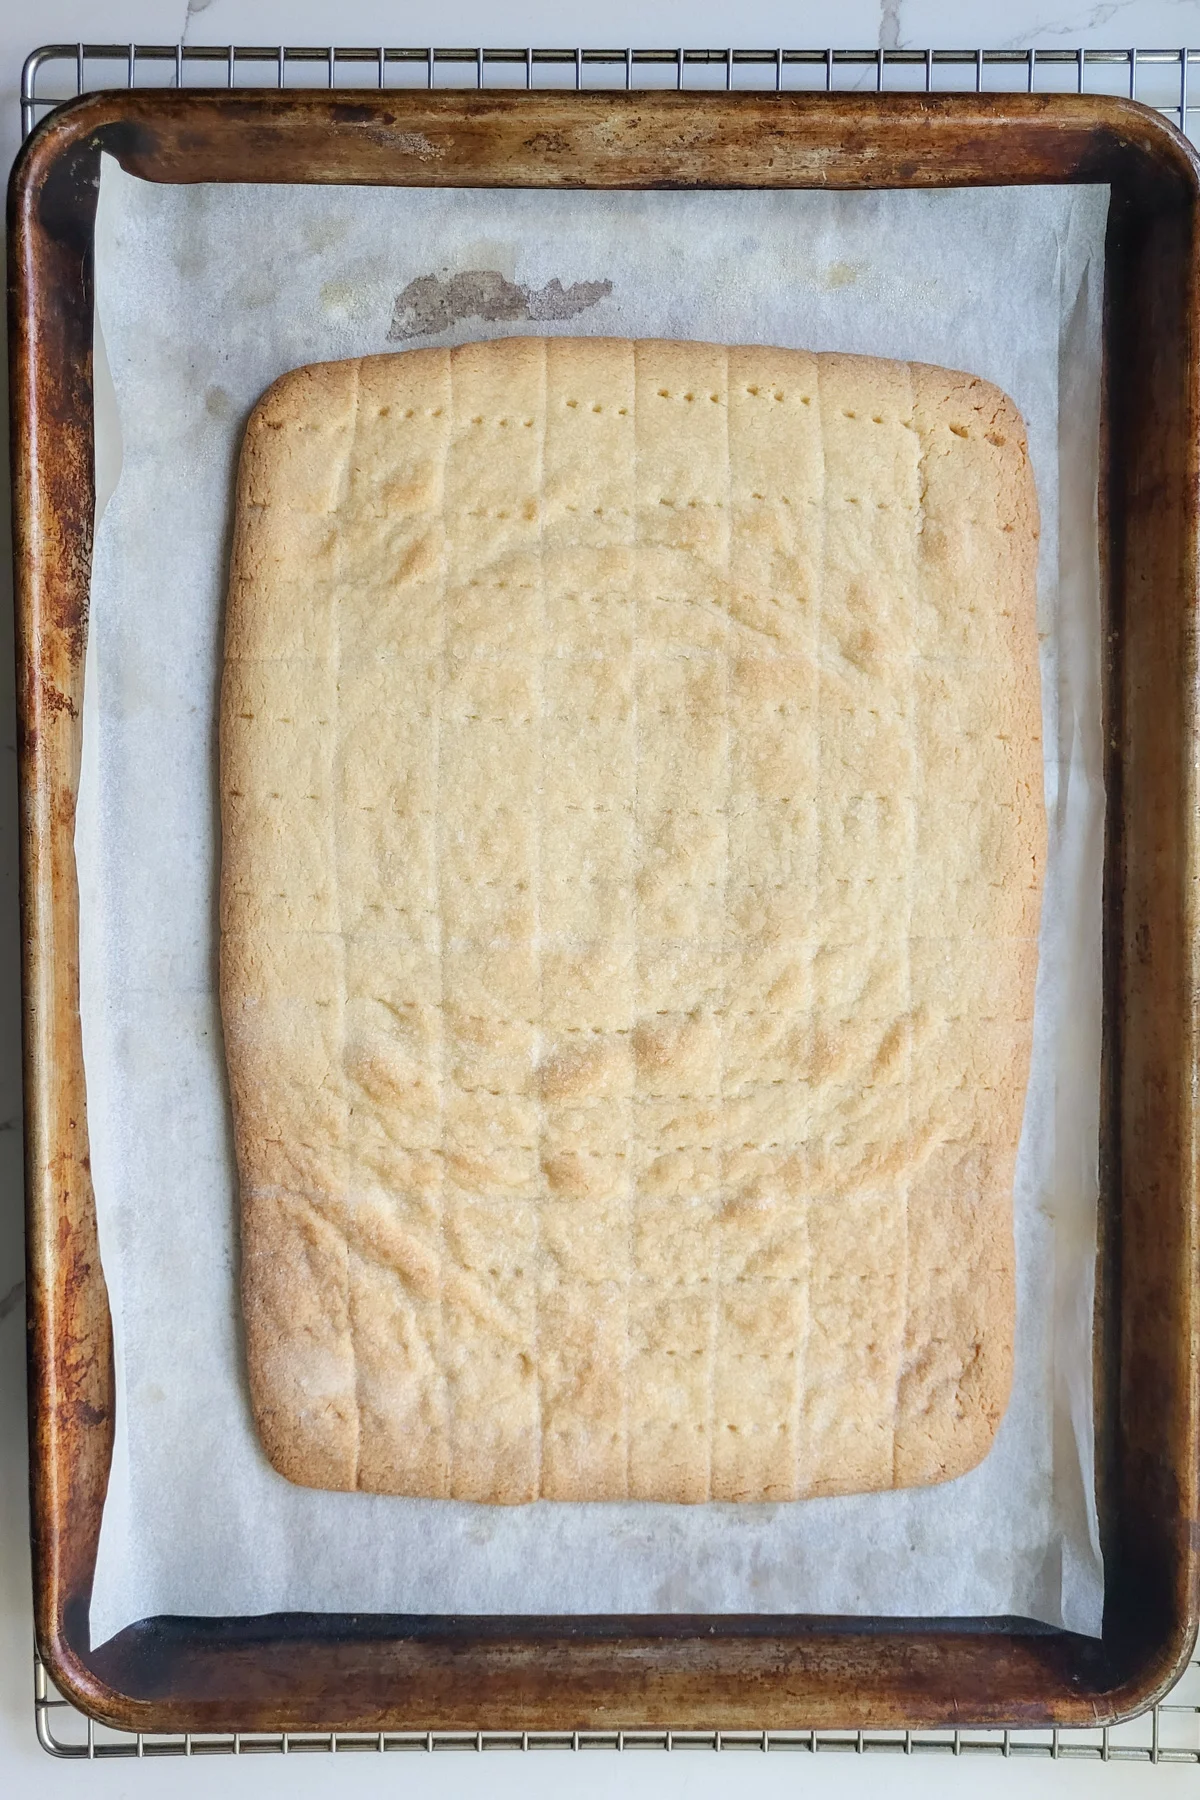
(220, 337, 1042, 1503)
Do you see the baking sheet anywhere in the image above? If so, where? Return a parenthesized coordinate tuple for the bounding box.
(81, 157, 1108, 1646)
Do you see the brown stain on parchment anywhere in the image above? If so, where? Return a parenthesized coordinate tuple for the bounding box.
(388, 269, 613, 340)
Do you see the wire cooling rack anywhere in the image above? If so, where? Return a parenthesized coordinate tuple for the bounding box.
(31, 1641, 1200, 1763)
(18, 41, 1200, 140)
(19, 36, 1200, 1763)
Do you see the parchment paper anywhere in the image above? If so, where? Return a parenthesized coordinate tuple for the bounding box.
(82, 156, 1108, 1646)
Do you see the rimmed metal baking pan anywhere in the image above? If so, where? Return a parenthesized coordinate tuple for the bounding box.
(9, 84, 1199, 1735)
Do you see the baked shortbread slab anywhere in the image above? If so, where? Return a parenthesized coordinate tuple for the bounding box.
(220, 337, 1042, 1504)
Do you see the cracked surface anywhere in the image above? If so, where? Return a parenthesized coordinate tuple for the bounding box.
(220, 337, 1041, 1503)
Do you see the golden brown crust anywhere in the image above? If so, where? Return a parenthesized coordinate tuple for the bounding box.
(220, 338, 1041, 1502)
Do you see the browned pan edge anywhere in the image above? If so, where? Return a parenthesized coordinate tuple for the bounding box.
(8, 87, 1199, 1734)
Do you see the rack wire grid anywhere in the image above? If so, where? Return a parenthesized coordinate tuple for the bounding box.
(19, 41, 1200, 138)
(18, 35, 1200, 1763)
